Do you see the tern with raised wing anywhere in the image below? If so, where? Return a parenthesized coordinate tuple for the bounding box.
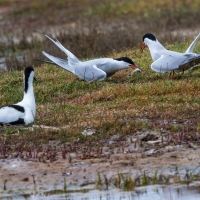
(36, 35, 142, 82)
(141, 33, 200, 78)
(0, 66, 36, 125)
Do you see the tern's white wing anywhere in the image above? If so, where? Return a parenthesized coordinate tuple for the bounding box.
(0, 106, 24, 124)
(151, 53, 200, 73)
(178, 53, 200, 70)
(75, 64, 107, 82)
(42, 51, 75, 73)
(185, 33, 200, 53)
(42, 51, 106, 82)
(45, 35, 79, 65)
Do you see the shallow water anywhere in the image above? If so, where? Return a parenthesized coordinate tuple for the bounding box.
(0, 55, 24, 70)
(1, 182, 200, 200)
(0, 57, 6, 70)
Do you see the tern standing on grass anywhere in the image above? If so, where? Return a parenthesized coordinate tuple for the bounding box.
(0, 66, 36, 125)
(35, 35, 142, 82)
(141, 33, 200, 78)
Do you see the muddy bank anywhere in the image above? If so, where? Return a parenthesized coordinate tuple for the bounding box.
(0, 143, 200, 194)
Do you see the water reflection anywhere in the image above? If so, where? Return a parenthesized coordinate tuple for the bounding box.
(134, 184, 200, 200)
(1, 183, 200, 200)
(0, 57, 6, 70)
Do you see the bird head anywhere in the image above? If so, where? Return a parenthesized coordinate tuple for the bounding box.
(24, 66, 35, 93)
(141, 33, 157, 52)
(115, 57, 142, 72)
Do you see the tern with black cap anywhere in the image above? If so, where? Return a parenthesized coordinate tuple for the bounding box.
(141, 33, 200, 78)
(36, 35, 142, 82)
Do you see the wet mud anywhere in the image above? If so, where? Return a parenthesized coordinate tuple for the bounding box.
(0, 141, 200, 194)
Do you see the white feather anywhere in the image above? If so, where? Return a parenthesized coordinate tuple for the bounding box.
(0, 66, 36, 125)
(39, 35, 140, 82)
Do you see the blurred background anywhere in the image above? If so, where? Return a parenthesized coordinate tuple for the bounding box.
(0, 0, 199, 70)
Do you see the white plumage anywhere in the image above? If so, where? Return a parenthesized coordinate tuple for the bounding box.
(141, 33, 200, 76)
(0, 66, 36, 125)
(35, 35, 142, 82)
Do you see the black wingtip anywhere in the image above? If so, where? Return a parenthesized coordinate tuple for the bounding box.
(34, 58, 55, 65)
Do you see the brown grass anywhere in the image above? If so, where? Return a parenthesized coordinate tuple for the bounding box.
(0, 0, 200, 162)
(0, 0, 199, 71)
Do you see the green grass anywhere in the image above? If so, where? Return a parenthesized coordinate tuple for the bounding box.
(3, 0, 200, 21)
(0, 40, 200, 148)
(1, 0, 200, 71)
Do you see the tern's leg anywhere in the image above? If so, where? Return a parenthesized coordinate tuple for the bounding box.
(169, 71, 172, 79)
(169, 71, 175, 79)
(171, 71, 175, 79)
(180, 69, 184, 77)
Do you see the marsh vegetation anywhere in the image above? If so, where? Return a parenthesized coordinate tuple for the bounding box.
(0, 0, 200, 198)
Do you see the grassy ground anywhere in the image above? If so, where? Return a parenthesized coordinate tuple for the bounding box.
(2, 0, 200, 25)
(0, 0, 200, 70)
(0, 0, 200, 160)
(0, 40, 200, 157)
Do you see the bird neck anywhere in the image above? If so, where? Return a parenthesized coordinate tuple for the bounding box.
(114, 61, 129, 70)
(148, 40, 166, 61)
(22, 82, 36, 117)
(150, 40, 165, 50)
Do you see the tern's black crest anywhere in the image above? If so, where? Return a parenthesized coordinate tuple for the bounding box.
(24, 66, 34, 93)
(8, 105, 25, 113)
(115, 57, 135, 65)
(143, 33, 156, 42)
